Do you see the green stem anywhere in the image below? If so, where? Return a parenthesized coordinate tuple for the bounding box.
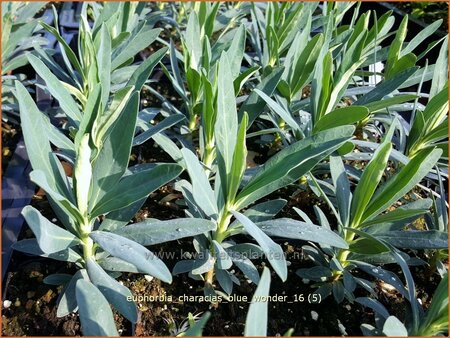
(82, 235, 94, 260)
(204, 208, 233, 287)
(203, 144, 215, 175)
(333, 231, 356, 279)
(188, 113, 197, 131)
(80, 219, 94, 260)
(214, 209, 233, 244)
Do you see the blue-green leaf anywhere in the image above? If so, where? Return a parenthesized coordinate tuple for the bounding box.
(90, 231, 172, 283)
(212, 240, 232, 270)
(232, 211, 287, 281)
(113, 218, 216, 246)
(245, 267, 271, 336)
(97, 24, 111, 108)
(236, 126, 354, 208)
(12, 239, 82, 263)
(90, 92, 139, 208)
(28, 54, 82, 124)
(215, 52, 238, 201)
(126, 47, 168, 92)
(181, 148, 218, 218)
(75, 279, 119, 336)
(21, 205, 81, 254)
(86, 257, 138, 323)
(382, 316, 408, 337)
(363, 148, 442, 222)
(375, 230, 448, 250)
(257, 218, 348, 249)
(90, 164, 182, 218)
(111, 27, 161, 70)
(330, 156, 352, 226)
(57, 269, 88, 317)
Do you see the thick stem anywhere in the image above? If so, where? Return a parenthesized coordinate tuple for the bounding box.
(332, 231, 356, 279)
(203, 143, 215, 176)
(214, 211, 233, 244)
(203, 210, 233, 287)
(80, 219, 94, 260)
(82, 235, 94, 260)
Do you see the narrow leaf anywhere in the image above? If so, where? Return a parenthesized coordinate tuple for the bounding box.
(245, 267, 271, 336)
(76, 279, 119, 336)
(90, 231, 172, 283)
(232, 211, 287, 281)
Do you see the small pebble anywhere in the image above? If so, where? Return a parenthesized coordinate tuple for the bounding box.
(311, 310, 319, 321)
(14, 298, 21, 307)
(3, 300, 12, 309)
(144, 275, 154, 282)
(345, 304, 351, 311)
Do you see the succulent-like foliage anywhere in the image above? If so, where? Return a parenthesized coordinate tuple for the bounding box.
(2, 1, 48, 124)
(7, 2, 448, 336)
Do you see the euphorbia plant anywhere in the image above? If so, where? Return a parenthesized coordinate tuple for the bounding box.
(13, 22, 216, 336)
(31, 1, 167, 134)
(161, 6, 258, 169)
(406, 79, 448, 160)
(1, 1, 48, 124)
(169, 52, 355, 295)
(358, 258, 448, 336)
(251, 6, 445, 149)
(296, 124, 444, 302)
